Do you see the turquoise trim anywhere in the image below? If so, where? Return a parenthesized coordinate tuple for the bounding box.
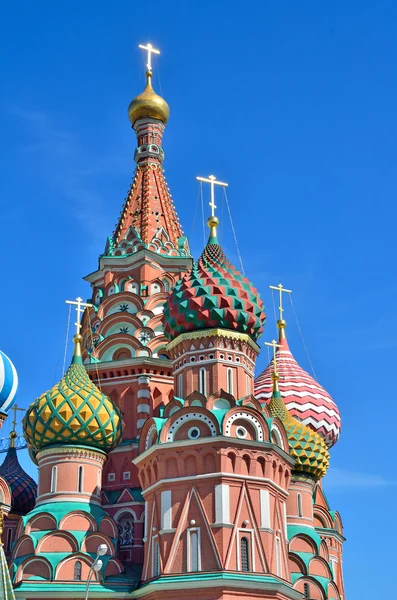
(288, 525, 322, 550)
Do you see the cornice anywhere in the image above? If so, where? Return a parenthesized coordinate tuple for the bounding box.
(166, 328, 261, 353)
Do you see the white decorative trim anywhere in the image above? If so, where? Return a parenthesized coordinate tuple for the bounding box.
(138, 404, 150, 413)
(138, 389, 150, 399)
(224, 412, 264, 441)
(166, 413, 217, 442)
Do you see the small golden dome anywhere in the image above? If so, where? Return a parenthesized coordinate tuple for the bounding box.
(128, 72, 170, 126)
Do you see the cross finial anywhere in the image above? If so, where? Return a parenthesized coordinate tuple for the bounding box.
(264, 339, 283, 380)
(9, 403, 25, 447)
(269, 283, 292, 322)
(196, 175, 228, 218)
(138, 42, 160, 74)
(65, 297, 93, 336)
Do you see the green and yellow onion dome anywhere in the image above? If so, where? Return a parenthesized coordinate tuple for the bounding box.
(163, 217, 265, 341)
(269, 376, 329, 479)
(23, 335, 122, 453)
(128, 71, 170, 126)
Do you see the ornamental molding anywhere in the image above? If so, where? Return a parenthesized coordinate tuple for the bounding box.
(166, 328, 261, 353)
(37, 445, 107, 462)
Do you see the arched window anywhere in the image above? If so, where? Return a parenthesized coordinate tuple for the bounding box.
(297, 493, 303, 517)
(78, 466, 84, 493)
(240, 537, 250, 572)
(178, 373, 183, 397)
(118, 513, 135, 547)
(6, 528, 13, 552)
(303, 582, 310, 598)
(74, 560, 82, 581)
(96, 469, 101, 495)
(199, 368, 206, 396)
(51, 466, 57, 493)
(227, 368, 233, 395)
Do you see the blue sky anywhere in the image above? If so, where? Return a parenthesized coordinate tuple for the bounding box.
(1, 1, 396, 597)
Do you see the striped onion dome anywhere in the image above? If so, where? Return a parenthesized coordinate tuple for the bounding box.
(23, 335, 122, 452)
(0, 350, 18, 416)
(164, 217, 265, 341)
(255, 321, 341, 448)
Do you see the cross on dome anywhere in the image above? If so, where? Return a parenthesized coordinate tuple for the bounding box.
(65, 297, 93, 336)
(269, 283, 292, 322)
(138, 42, 160, 73)
(196, 175, 228, 219)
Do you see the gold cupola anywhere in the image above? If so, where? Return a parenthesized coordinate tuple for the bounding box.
(128, 71, 170, 126)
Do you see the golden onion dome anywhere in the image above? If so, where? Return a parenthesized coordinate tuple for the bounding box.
(269, 378, 329, 479)
(23, 335, 122, 453)
(128, 71, 170, 126)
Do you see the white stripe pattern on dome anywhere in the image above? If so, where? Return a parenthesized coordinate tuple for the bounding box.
(255, 338, 341, 448)
(0, 350, 18, 414)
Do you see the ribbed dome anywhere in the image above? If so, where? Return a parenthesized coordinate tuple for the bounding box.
(128, 72, 170, 126)
(164, 228, 265, 341)
(23, 336, 122, 452)
(255, 323, 341, 448)
(0, 444, 37, 514)
(0, 350, 18, 416)
(269, 386, 330, 479)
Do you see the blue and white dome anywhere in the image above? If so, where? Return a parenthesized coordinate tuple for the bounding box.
(0, 350, 18, 415)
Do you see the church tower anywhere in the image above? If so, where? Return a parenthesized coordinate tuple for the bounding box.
(80, 44, 192, 563)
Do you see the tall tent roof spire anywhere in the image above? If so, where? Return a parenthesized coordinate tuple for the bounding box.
(107, 44, 188, 257)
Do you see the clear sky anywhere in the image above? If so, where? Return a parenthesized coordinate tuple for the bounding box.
(1, 1, 396, 597)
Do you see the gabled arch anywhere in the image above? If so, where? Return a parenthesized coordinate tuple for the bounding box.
(293, 576, 326, 600)
(97, 292, 144, 319)
(184, 390, 206, 407)
(309, 556, 333, 579)
(163, 397, 184, 418)
(289, 534, 319, 554)
(288, 552, 307, 576)
(81, 532, 115, 556)
(139, 418, 161, 454)
(207, 389, 236, 410)
(271, 418, 288, 451)
(12, 535, 35, 559)
(223, 406, 269, 442)
(55, 553, 93, 581)
(16, 555, 52, 583)
(26, 512, 57, 534)
(36, 530, 79, 554)
(161, 407, 219, 443)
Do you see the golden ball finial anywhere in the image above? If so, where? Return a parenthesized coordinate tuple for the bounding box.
(207, 216, 219, 229)
(10, 431, 17, 439)
(277, 319, 286, 329)
(128, 72, 170, 126)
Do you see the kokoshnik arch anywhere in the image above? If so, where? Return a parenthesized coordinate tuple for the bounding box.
(0, 43, 345, 600)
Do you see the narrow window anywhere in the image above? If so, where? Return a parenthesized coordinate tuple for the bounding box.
(74, 560, 82, 581)
(6, 528, 13, 552)
(51, 466, 57, 493)
(161, 490, 172, 530)
(297, 493, 303, 517)
(275, 535, 282, 576)
(240, 536, 250, 572)
(178, 373, 183, 397)
(188, 528, 201, 572)
(227, 368, 233, 395)
(78, 466, 84, 492)
(152, 538, 160, 577)
(304, 582, 310, 598)
(246, 373, 250, 395)
(199, 368, 206, 396)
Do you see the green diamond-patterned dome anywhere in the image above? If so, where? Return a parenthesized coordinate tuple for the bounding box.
(269, 387, 329, 479)
(164, 227, 265, 341)
(23, 336, 122, 452)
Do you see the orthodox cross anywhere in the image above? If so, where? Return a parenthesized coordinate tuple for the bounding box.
(269, 283, 292, 321)
(138, 42, 160, 73)
(11, 403, 25, 433)
(196, 175, 228, 217)
(65, 297, 93, 336)
(264, 339, 282, 377)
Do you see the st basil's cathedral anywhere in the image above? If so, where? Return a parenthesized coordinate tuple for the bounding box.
(0, 45, 345, 600)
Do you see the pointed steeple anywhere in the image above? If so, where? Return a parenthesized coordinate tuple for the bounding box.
(109, 44, 187, 255)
